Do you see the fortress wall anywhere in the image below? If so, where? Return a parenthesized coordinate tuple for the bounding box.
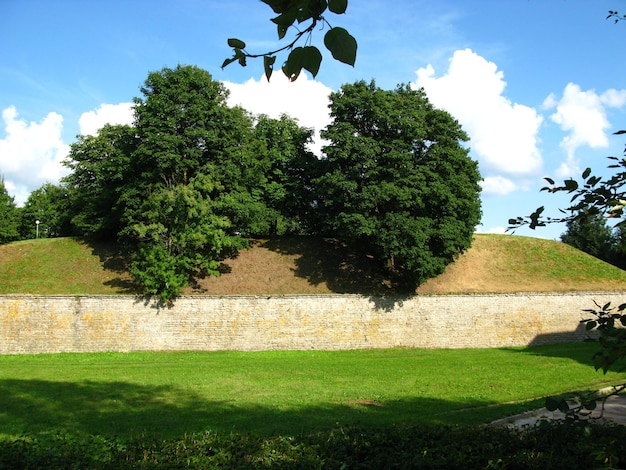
(1, 293, 623, 354)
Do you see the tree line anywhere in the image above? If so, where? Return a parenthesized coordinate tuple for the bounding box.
(1, 65, 482, 302)
(560, 206, 626, 269)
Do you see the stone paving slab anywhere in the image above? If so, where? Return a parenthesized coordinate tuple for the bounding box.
(491, 393, 626, 428)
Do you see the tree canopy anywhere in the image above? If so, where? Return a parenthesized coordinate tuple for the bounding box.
(63, 65, 318, 302)
(315, 80, 482, 288)
(23, 66, 483, 302)
(18, 183, 73, 239)
(0, 176, 20, 244)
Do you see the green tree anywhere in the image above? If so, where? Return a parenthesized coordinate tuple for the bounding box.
(222, 0, 357, 81)
(62, 65, 320, 301)
(0, 176, 20, 244)
(121, 65, 254, 302)
(314, 80, 482, 289)
(610, 222, 626, 269)
(128, 174, 243, 302)
(18, 183, 73, 239)
(248, 113, 320, 235)
(560, 206, 616, 262)
(62, 124, 137, 239)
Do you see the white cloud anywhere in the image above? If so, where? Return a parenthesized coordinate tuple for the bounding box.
(544, 83, 626, 159)
(78, 102, 134, 136)
(223, 73, 333, 155)
(0, 106, 70, 205)
(554, 154, 581, 179)
(480, 175, 518, 196)
(413, 49, 543, 177)
(474, 225, 509, 234)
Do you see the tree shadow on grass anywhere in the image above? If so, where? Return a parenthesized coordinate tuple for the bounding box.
(260, 237, 414, 309)
(0, 379, 530, 440)
(500, 341, 604, 369)
(80, 239, 142, 294)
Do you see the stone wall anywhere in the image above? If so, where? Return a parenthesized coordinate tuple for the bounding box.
(1, 293, 624, 354)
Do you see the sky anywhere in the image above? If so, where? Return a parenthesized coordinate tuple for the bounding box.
(2, 0, 626, 240)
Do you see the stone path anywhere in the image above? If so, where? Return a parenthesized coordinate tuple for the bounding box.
(491, 392, 626, 428)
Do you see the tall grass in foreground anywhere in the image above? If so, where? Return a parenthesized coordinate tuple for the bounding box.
(1, 343, 623, 439)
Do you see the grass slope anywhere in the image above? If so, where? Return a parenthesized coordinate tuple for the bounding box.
(1, 234, 625, 295)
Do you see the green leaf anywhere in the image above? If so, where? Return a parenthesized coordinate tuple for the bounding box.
(295, 0, 327, 22)
(261, 0, 291, 14)
(584, 399, 597, 411)
(582, 167, 591, 179)
(225, 48, 248, 67)
(221, 57, 237, 69)
(300, 46, 322, 77)
(227, 38, 246, 49)
(563, 179, 579, 191)
(324, 27, 357, 66)
(328, 0, 348, 14)
(272, 11, 297, 39)
(545, 396, 560, 411)
(282, 54, 302, 81)
(282, 46, 322, 80)
(264, 55, 276, 81)
(587, 176, 601, 186)
(585, 320, 598, 331)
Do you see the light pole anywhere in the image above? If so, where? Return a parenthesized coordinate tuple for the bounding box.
(35, 220, 39, 239)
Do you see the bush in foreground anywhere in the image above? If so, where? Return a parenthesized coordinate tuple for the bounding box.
(2, 422, 625, 469)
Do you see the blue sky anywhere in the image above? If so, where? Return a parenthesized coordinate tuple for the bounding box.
(2, 0, 626, 240)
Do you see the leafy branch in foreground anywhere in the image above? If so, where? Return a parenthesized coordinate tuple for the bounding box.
(222, 0, 357, 81)
(545, 384, 626, 424)
(546, 301, 626, 423)
(508, 131, 626, 231)
(607, 9, 626, 23)
(510, 131, 626, 421)
(509, 6, 626, 422)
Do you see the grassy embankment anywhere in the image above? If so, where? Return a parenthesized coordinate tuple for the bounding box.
(2, 233, 626, 295)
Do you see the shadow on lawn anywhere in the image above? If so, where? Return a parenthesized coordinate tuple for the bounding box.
(0, 379, 525, 439)
(501, 340, 601, 368)
(81, 238, 141, 294)
(260, 237, 414, 309)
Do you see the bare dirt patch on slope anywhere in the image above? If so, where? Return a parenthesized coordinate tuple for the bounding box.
(189, 235, 626, 296)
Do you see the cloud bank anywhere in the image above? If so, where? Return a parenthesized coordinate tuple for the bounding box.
(224, 73, 333, 155)
(412, 48, 544, 196)
(78, 102, 134, 136)
(544, 83, 626, 178)
(0, 106, 70, 205)
(0, 102, 135, 205)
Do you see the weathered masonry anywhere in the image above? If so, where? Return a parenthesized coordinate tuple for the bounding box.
(1, 293, 624, 354)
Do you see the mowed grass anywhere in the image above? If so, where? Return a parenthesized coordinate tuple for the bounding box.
(0, 343, 624, 439)
(0, 238, 137, 295)
(2, 234, 626, 295)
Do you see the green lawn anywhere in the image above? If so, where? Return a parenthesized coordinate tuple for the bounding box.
(1, 343, 623, 439)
